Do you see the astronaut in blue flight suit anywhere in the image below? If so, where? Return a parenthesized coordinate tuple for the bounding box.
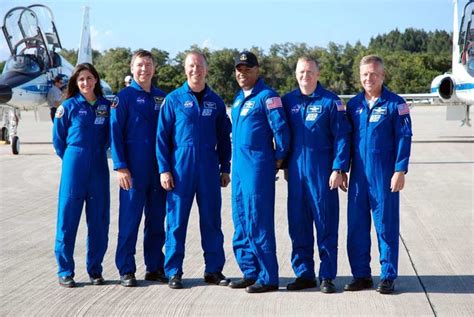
(282, 57, 351, 293)
(229, 51, 290, 294)
(53, 63, 110, 288)
(157, 52, 232, 289)
(344, 55, 412, 294)
(110, 50, 167, 287)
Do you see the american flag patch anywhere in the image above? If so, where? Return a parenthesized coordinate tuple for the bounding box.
(335, 100, 346, 112)
(266, 97, 282, 110)
(397, 103, 410, 115)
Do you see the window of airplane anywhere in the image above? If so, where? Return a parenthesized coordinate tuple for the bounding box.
(3, 55, 42, 75)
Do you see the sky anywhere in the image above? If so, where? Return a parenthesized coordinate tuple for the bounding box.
(0, 0, 455, 62)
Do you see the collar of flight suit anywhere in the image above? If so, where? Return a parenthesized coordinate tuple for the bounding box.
(358, 85, 390, 109)
(182, 81, 210, 97)
(297, 82, 326, 100)
(129, 79, 161, 96)
(239, 77, 266, 100)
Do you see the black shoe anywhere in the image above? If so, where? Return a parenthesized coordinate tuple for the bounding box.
(120, 273, 137, 287)
(320, 279, 336, 293)
(58, 276, 76, 288)
(228, 278, 256, 289)
(246, 283, 278, 293)
(376, 279, 395, 294)
(144, 270, 168, 283)
(204, 272, 231, 286)
(168, 274, 183, 289)
(286, 277, 317, 291)
(89, 274, 105, 285)
(344, 277, 373, 291)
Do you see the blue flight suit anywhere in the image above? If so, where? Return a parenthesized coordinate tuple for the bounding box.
(110, 80, 167, 276)
(282, 84, 351, 281)
(231, 78, 290, 286)
(346, 86, 412, 281)
(53, 93, 110, 278)
(156, 82, 231, 277)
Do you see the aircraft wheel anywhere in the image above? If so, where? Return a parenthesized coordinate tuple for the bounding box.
(1, 127, 8, 142)
(12, 136, 19, 155)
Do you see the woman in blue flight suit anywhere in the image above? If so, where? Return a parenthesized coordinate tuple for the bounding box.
(53, 63, 111, 288)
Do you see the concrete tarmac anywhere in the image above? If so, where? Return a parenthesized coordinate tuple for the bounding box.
(0, 105, 472, 316)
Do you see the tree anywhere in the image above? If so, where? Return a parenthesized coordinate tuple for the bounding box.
(95, 47, 132, 92)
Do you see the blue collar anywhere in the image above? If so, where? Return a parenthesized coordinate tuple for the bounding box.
(183, 81, 209, 95)
(130, 79, 159, 94)
(298, 82, 324, 98)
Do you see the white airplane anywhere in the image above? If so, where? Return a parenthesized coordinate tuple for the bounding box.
(429, 0, 474, 126)
(0, 4, 112, 155)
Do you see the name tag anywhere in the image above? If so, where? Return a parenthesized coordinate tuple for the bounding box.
(306, 113, 318, 121)
(240, 108, 250, 116)
(202, 108, 212, 116)
(94, 116, 105, 125)
(154, 96, 164, 110)
(369, 114, 381, 122)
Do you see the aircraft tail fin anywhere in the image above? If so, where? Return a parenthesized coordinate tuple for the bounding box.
(453, 0, 460, 69)
(77, 6, 92, 65)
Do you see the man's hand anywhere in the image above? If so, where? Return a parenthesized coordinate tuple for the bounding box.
(117, 168, 132, 190)
(390, 171, 405, 192)
(329, 171, 343, 190)
(339, 172, 348, 192)
(161, 172, 175, 191)
(220, 173, 230, 187)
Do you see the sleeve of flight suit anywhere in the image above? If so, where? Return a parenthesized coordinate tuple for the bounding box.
(393, 100, 412, 173)
(52, 103, 69, 159)
(263, 92, 290, 161)
(156, 97, 175, 174)
(215, 102, 232, 174)
(330, 98, 352, 172)
(103, 98, 112, 150)
(279, 94, 292, 170)
(110, 94, 128, 170)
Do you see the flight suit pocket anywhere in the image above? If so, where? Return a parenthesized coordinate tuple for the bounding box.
(61, 146, 88, 198)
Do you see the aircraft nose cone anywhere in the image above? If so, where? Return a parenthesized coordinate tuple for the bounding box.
(0, 84, 12, 104)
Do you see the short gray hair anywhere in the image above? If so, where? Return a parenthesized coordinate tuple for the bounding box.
(360, 55, 384, 68)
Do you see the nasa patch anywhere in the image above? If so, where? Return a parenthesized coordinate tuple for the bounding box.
(184, 100, 194, 108)
(291, 104, 302, 114)
(55, 105, 64, 118)
(111, 96, 119, 108)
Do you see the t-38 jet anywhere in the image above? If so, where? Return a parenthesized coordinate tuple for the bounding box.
(0, 4, 112, 154)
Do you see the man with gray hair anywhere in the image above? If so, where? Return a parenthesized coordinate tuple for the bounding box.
(282, 56, 351, 293)
(345, 55, 412, 294)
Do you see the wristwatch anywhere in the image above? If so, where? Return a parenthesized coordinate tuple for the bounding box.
(334, 170, 343, 174)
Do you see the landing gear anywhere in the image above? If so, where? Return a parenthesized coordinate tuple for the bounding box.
(12, 135, 19, 155)
(1, 105, 20, 154)
(460, 105, 471, 127)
